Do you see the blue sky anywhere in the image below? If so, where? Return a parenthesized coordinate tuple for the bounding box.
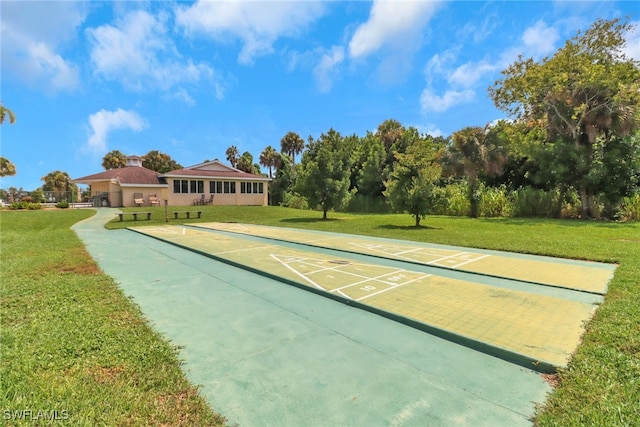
(1, 1, 638, 191)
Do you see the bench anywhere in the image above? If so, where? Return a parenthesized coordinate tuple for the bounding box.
(173, 211, 202, 219)
(118, 212, 152, 222)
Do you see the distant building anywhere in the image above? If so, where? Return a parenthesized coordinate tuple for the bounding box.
(73, 156, 270, 207)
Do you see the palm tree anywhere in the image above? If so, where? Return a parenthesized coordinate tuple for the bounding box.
(101, 150, 127, 170)
(225, 145, 239, 168)
(0, 103, 16, 126)
(236, 151, 254, 173)
(0, 157, 17, 177)
(376, 118, 404, 152)
(41, 170, 73, 192)
(445, 126, 507, 218)
(41, 170, 78, 202)
(259, 145, 279, 178)
(1, 103, 17, 176)
(280, 132, 304, 165)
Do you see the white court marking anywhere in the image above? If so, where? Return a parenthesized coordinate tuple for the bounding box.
(349, 242, 491, 269)
(271, 254, 430, 301)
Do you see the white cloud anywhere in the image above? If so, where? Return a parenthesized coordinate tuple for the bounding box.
(419, 19, 563, 114)
(448, 61, 496, 88)
(424, 50, 457, 84)
(86, 109, 147, 153)
(0, 1, 86, 92)
(313, 46, 345, 92)
(414, 123, 444, 138)
(623, 21, 640, 60)
(349, 0, 440, 58)
(522, 20, 560, 57)
(420, 88, 475, 113)
(348, 0, 441, 59)
(87, 9, 219, 99)
(175, 1, 326, 65)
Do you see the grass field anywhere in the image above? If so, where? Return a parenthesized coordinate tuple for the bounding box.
(3, 205, 639, 425)
(0, 210, 226, 426)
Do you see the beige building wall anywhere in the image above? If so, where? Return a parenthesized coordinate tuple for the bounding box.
(165, 178, 268, 206)
(121, 187, 166, 207)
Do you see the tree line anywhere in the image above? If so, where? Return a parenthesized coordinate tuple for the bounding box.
(2, 19, 639, 221)
(246, 19, 640, 223)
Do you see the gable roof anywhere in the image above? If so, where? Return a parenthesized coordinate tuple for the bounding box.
(161, 159, 270, 181)
(73, 166, 165, 186)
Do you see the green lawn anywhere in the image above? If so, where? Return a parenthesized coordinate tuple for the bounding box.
(1, 210, 226, 426)
(3, 206, 639, 425)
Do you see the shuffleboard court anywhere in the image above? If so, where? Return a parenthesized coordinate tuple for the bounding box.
(130, 224, 601, 371)
(74, 209, 555, 426)
(191, 222, 616, 294)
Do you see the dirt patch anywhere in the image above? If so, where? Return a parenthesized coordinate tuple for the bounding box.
(541, 373, 560, 388)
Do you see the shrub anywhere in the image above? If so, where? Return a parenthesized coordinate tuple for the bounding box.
(345, 194, 389, 213)
(9, 201, 42, 210)
(478, 185, 511, 217)
(56, 200, 70, 209)
(280, 192, 309, 210)
(615, 193, 640, 221)
(430, 182, 470, 216)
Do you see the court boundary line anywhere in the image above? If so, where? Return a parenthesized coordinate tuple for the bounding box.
(128, 225, 559, 374)
(271, 254, 431, 301)
(188, 223, 608, 296)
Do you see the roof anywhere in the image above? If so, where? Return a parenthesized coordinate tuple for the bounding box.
(162, 159, 270, 181)
(161, 168, 270, 181)
(72, 159, 270, 186)
(73, 166, 164, 185)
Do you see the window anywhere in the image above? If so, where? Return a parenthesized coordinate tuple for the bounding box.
(173, 179, 189, 193)
(210, 181, 236, 194)
(240, 182, 264, 194)
(241, 182, 252, 194)
(189, 180, 203, 193)
(174, 180, 203, 193)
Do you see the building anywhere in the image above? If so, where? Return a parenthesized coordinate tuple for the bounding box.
(73, 156, 270, 207)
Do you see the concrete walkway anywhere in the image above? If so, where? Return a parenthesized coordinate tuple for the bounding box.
(73, 209, 551, 426)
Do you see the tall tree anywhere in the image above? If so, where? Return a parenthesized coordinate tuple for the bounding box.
(142, 150, 182, 173)
(269, 153, 295, 206)
(101, 150, 127, 170)
(376, 118, 404, 152)
(0, 103, 17, 176)
(237, 151, 261, 174)
(0, 157, 16, 177)
(225, 145, 239, 168)
(490, 18, 640, 218)
(294, 129, 353, 219)
(356, 132, 386, 198)
(443, 126, 507, 218)
(41, 170, 73, 192)
(280, 132, 305, 165)
(41, 170, 78, 201)
(384, 137, 442, 226)
(259, 145, 279, 178)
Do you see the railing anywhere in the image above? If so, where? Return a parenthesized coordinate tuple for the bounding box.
(86, 191, 123, 207)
